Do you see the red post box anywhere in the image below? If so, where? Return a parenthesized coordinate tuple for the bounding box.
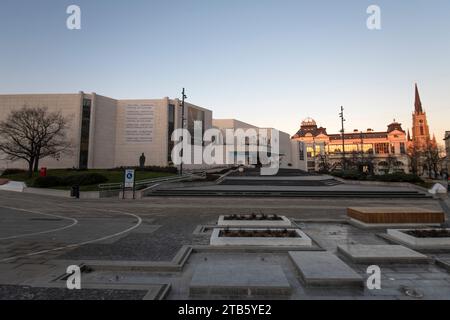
(39, 167, 47, 177)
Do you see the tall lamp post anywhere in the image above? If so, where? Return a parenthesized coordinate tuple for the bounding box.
(180, 88, 187, 176)
(339, 106, 346, 170)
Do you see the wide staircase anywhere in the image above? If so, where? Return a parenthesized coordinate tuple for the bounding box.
(148, 188, 431, 198)
(145, 168, 432, 199)
(219, 178, 341, 187)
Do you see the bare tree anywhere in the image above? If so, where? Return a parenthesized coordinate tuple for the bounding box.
(386, 154, 398, 174)
(0, 106, 72, 177)
(317, 154, 331, 173)
(407, 143, 422, 176)
(423, 142, 441, 178)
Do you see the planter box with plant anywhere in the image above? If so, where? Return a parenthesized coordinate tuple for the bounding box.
(218, 214, 291, 227)
(387, 229, 450, 248)
(210, 228, 312, 247)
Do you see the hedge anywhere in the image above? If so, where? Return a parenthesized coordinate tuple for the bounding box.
(32, 176, 64, 188)
(1, 169, 27, 176)
(331, 170, 423, 183)
(32, 173, 108, 188)
(62, 173, 108, 186)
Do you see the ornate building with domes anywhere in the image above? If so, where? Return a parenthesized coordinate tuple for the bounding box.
(292, 84, 442, 175)
(292, 117, 409, 173)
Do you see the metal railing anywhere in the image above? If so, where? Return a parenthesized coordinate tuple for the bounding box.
(98, 172, 206, 191)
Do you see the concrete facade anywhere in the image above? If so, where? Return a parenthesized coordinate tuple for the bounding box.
(0, 93, 212, 170)
(213, 119, 307, 171)
(445, 131, 450, 175)
(292, 118, 410, 174)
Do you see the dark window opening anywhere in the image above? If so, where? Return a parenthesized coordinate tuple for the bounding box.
(168, 104, 175, 162)
(400, 142, 406, 154)
(188, 107, 205, 146)
(375, 143, 389, 154)
(79, 99, 91, 169)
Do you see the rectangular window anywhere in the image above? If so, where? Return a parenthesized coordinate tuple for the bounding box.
(79, 99, 91, 169)
(187, 107, 205, 145)
(299, 144, 304, 161)
(374, 143, 389, 154)
(400, 143, 406, 154)
(168, 104, 175, 162)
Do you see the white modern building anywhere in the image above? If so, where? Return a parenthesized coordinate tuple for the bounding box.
(0, 92, 212, 170)
(213, 119, 307, 171)
(0, 93, 307, 172)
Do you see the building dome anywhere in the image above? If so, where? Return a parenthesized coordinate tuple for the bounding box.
(301, 117, 317, 127)
(387, 120, 405, 133)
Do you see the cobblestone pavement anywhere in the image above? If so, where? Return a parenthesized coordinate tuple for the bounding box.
(0, 190, 448, 299)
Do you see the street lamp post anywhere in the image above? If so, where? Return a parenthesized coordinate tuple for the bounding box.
(180, 88, 187, 176)
(339, 106, 346, 170)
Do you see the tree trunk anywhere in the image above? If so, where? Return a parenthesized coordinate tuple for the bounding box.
(33, 155, 40, 173)
(27, 158, 34, 178)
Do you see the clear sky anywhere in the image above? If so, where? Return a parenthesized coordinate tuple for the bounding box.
(1, 0, 449, 142)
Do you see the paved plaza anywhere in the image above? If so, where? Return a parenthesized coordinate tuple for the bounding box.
(0, 189, 449, 300)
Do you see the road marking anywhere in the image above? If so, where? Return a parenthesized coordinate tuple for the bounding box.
(0, 209, 142, 263)
(0, 206, 78, 241)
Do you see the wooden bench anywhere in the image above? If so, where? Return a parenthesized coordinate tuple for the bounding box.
(348, 207, 445, 224)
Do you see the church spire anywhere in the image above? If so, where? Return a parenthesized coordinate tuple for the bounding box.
(415, 83, 423, 113)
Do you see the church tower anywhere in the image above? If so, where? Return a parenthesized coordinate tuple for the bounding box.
(411, 83, 431, 149)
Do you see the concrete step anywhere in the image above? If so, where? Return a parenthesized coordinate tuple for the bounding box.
(220, 178, 342, 187)
(288, 251, 363, 287)
(148, 190, 431, 199)
(337, 244, 430, 264)
(189, 262, 291, 297)
(228, 168, 314, 177)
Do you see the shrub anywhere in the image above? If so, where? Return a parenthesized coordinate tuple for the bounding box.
(138, 166, 178, 174)
(1, 169, 27, 176)
(331, 170, 366, 180)
(32, 176, 63, 188)
(331, 171, 423, 184)
(376, 173, 423, 183)
(61, 173, 108, 186)
(111, 166, 178, 174)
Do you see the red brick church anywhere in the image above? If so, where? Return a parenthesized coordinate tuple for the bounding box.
(407, 84, 439, 176)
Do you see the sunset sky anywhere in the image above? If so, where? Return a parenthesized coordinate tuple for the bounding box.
(1, 0, 449, 143)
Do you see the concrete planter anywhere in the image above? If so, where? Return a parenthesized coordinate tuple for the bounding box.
(217, 215, 291, 227)
(210, 228, 312, 247)
(388, 229, 450, 248)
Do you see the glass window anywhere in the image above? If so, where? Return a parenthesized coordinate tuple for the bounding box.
(400, 142, 406, 154)
(375, 143, 389, 154)
(168, 104, 175, 162)
(79, 99, 91, 169)
(187, 107, 205, 145)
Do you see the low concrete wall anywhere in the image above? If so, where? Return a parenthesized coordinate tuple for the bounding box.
(23, 187, 101, 199)
(79, 191, 101, 199)
(333, 177, 429, 193)
(23, 187, 71, 198)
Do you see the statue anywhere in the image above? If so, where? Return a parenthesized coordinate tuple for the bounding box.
(139, 153, 146, 169)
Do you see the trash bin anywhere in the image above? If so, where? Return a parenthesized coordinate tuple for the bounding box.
(71, 185, 80, 199)
(39, 167, 47, 177)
